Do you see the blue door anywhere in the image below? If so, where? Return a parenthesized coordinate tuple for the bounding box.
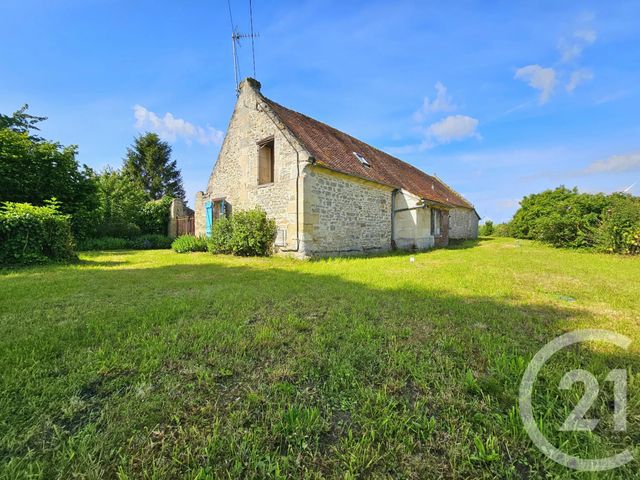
(205, 201, 213, 237)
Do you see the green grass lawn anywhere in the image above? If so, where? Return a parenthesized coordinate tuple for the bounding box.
(1, 238, 639, 479)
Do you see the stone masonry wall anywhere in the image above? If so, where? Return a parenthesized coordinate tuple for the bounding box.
(195, 79, 309, 256)
(448, 207, 479, 239)
(168, 198, 193, 238)
(302, 165, 393, 256)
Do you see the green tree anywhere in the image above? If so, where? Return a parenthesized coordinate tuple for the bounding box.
(123, 133, 185, 201)
(510, 186, 577, 239)
(0, 106, 98, 239)
(479, 220, 494, 236)
(595, 193, 640, 253)
(95, 168, 148, 235)
(509, 186, 609, 247)
(0, 104, 47, 141)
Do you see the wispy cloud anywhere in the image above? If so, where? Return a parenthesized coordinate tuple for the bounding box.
(426, 115, 480, 144)
(388, 84, 479, 152)
(133, 105, 224, 146)
(515, 21, 597, 104)
(387, 114, 480, 154)
(594, 90, 629, 105)
(514, 65, 557, 104)
(566, 69, 594, 92)
(412, 82, 456, 122)
(582, 152, 640, 174)
(558, 29, 597, 62)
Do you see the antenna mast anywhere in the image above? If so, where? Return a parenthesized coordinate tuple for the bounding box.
(227, 0, 259, 95)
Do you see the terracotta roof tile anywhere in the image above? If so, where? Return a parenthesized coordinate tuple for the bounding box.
(263, 97, 474, 209)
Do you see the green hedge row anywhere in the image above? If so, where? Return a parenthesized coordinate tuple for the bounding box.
(77, 234, 173, 251)
(506, 188, 640, 254)
(0, 202, 76, 265)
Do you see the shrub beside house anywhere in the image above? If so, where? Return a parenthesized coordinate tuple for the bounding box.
(172, 207, 277, 257)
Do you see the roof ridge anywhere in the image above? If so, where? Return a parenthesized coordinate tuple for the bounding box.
(265, 97, 434, 175)
(261, 95, 474, 210)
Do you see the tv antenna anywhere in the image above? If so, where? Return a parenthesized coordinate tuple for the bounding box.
(227, 0, 259, 94)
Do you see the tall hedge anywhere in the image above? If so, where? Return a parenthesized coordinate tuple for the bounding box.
(0, 202, 76, 265)
(138, 196, 173, 235)
(509, 187, 640, 254)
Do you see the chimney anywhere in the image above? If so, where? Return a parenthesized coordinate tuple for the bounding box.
(239, 77, 261, 92)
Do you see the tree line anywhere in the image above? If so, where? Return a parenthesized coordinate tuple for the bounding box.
(0, 104, 186, 243)
(481, 186, 640, 254)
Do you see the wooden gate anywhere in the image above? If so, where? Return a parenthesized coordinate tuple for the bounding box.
(176, 215, 195, 236)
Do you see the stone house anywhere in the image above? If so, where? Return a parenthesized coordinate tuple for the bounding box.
(196, 78, 479, 258)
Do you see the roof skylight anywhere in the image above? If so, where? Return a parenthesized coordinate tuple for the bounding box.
(353, 152, 370, 167)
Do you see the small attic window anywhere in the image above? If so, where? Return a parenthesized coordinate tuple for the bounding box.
(353, 152, 370, 167)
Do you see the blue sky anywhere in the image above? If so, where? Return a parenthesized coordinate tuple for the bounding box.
(1, 0, 639, 222)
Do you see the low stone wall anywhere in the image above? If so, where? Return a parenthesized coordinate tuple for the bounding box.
(168, 198, 194, 238)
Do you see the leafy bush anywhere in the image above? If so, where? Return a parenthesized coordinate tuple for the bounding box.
(77, 234, 172, 251)
(94, 168, 147, 231)
(228, 208, 277, 256)
(93, 169, 172, 237)
(77, 236, 130, 251)
(171, 235, 208, 253)
(594, 193, 640, 254)
(493, 223, 512, 237)
(138, 196, 173, 235)
(0, 201, 76, 265)
(622, 227, 640, 255)
(510, 187, 608, 248)
(508, 187, 640, 253)
(96, 219, 141, 238)
(534, 212, 593, 248)
(479, 220, 494, 236)
(207, 216, 234, 254)
(206, 208, 276, 256)
(128, 234, 173, 250)
(510, 187, 576, 239)
(0, 111, 99, 242)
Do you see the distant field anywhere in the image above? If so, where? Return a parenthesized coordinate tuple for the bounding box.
(1, 238, 639, 478)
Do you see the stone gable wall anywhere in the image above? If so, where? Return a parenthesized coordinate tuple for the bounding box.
(195, 80, 308, 256)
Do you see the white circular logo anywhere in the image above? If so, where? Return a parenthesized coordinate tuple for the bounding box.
(519, 329, 634, 471)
